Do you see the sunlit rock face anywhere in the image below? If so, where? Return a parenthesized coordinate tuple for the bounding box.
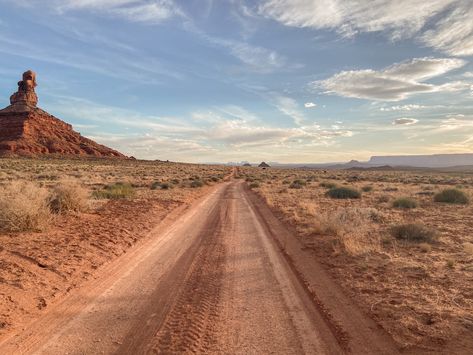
(0, 71, 126, 158)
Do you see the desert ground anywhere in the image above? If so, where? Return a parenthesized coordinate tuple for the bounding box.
(0, 159, 472, 354)
(242, 166, 473, 353)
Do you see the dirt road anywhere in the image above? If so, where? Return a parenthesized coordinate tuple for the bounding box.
(0, 181, 398, 354)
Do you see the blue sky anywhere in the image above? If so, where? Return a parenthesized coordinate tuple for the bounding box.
(0, 0, 472, 163)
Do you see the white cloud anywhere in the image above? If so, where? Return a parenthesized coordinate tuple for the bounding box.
(393, 118, 419, 125)
(20, 0, 181, 24)
(49, 96, 352, 158)
(315, 57, 467, 101)
(273, 96, 306, 125)
(380, 104, 426, 111)
(304, 102, 316, 108)
(259, 0, 473, 56)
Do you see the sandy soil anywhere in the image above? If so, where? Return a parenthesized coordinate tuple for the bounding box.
(245, 167, 473, 353)
(0, 185, 212, 341)
(0, 180, 399, 354)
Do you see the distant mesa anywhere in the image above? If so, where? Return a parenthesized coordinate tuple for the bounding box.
(0, 70, 126, 158)
(258, 161, 270, 168)
(242, 163, 251, 167)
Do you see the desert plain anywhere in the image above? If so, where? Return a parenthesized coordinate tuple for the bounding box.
(0, 158, 471, 353)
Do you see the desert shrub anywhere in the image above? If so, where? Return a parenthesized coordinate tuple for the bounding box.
(289, 179, 306, 189)
(159, 182, 171, 190)
(418, 243, 432, 253)
(150, 181, 161, 190)
(190, 179, 204, 188)
(93, 182, 134, 199)
(377, 195, 390, 203)
(315, 207, 383, 255)
(320, 181, 337, 189)
(434, 188, 469, 204)
(390, 223, 437, 243)
(361, 185, 373, 192)
(210, 176, 219, 182)
(249, 182, 260, 189)
(0, 182, 52, 232)
(463, 242, 473, 255)
(392, 197, 418, 209)
(49, 180, 89, 213)
(327, 187, 361, 199)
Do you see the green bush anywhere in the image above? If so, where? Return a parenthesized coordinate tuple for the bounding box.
(392, 197, 418, 209)
(327, 187, 361, 199)
(390, 223, 437, 243)
(289, 179, 306, 189)
(434, 189, 469, 204)
(93, 182, 134, 199)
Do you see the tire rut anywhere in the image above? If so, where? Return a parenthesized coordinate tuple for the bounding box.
(148, 193, 229, 354)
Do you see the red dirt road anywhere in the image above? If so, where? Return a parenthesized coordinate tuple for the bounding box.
(0, 181, 399, 354)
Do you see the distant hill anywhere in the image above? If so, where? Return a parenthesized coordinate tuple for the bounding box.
(368, 154, 473, 168)
(238, 153, 473, 170)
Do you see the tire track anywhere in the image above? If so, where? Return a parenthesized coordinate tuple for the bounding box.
(148, 189, 230, 354)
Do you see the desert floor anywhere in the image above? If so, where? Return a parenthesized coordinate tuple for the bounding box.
(0, 159, 472, 354)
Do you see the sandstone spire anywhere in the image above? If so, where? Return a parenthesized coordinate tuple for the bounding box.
(0, 70, 126, 158)
(9, 70, 38, 109)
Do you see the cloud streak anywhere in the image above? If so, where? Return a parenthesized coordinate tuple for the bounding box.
(259, 0, 473, 56)
(314, 57, 467, 101)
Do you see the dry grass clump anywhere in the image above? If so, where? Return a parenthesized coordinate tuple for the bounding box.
(0, 181, 52, 232)
(315, 207, 383, 255)
(248, 182, 260, 189)
(390, 223, 437, 243)
(327, 186, 361, 199)
(434, 188, 469, 204)
(320, 181, 337, 189)
(93, 182, 134, 199)
(289, 179, 306, 189)
(49, 180, 89, 213)
(190, 179, 204, 188)
(392, 197, 418, 209)
(463, 242, 473, 255)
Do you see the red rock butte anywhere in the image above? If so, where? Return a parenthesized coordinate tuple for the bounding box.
(0, 70, 126, 158)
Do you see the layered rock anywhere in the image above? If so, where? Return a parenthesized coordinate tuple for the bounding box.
(0, 71, 126, 158)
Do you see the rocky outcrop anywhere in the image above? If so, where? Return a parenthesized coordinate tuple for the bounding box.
(258, 162, 270, 168)
(0, 71, 126, 158)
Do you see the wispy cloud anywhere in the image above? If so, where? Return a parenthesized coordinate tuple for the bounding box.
(259, 0, 473, 56)
(55, 0, 182, 24)
(314, 57, 467, 101)
(304, 102, 316, 108)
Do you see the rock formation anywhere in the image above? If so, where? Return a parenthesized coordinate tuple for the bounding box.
(0, 71, 126, 158)
(258, 162, 270, 168)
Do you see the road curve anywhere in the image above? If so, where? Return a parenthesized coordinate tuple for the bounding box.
(0, 181, 395, 354)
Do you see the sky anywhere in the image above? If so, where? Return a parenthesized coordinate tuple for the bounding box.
(0, 0, 472, 163)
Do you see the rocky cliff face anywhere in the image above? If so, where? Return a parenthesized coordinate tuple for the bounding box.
(0, 105, 125, 158)
(0, 70, 126, 158)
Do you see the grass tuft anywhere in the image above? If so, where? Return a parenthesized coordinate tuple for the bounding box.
(434, 188, 469, 204)
(49, 180, 89, 213)
(390, 223, 437, 243)
(327, 186, 361, 199)
(93, 182, 134, 199)
(392, 197, 418, 209)
(0, 182, 52, 232)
